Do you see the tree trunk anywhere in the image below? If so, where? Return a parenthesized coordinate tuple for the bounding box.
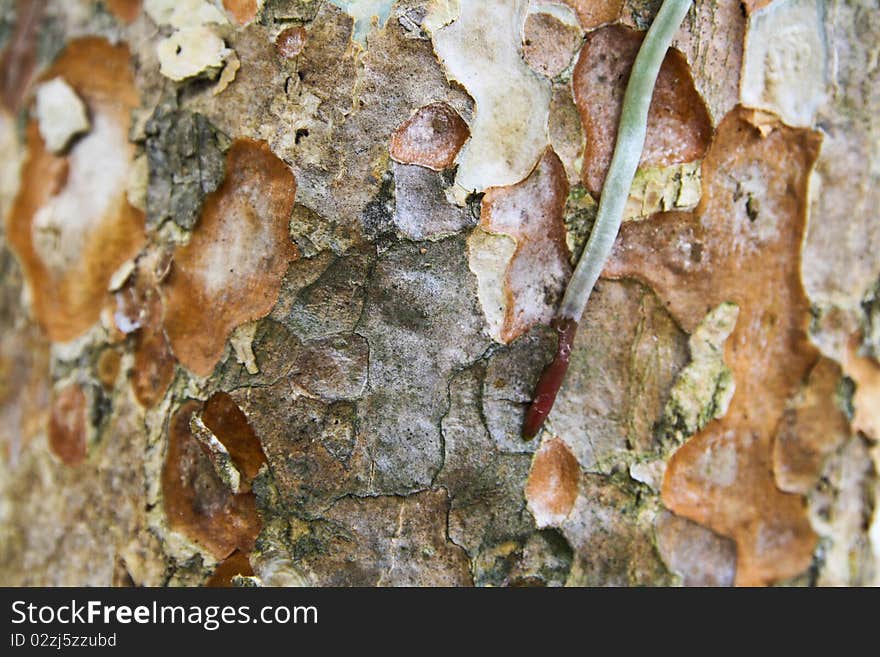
(0, 0, 877, 587)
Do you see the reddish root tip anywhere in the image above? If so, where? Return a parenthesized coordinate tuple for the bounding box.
(522, 317, 578, 440)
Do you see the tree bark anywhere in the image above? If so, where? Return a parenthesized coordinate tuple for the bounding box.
(0, 0, 877, 587)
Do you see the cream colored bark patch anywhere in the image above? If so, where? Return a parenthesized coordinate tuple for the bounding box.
(467, 228, 516, 342)
(34, 78, 90, 154)
(662, 302, 739, 443)
(624, 161, 702, 222)
(213, 51, 241, 96)
(31, 113, 130, 274)
(126, 153, 148, 212)
(145, 0, 228, 28)
(158, 26, 230, 81)
(741, 0, 827, 128)
(629, 460, 666, 492)
(190, 415, 243, 494)
(426, 0, 551, 192)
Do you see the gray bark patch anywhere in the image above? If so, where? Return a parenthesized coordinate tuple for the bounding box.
(357, 235, 490, 493)
(145, 102, 229, 230)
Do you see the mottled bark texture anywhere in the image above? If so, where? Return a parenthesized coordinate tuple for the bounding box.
(0, 0, 877, 587)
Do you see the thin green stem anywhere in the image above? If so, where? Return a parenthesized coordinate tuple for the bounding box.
(560, 0, 693, 321)
(523, 0, 693, 440)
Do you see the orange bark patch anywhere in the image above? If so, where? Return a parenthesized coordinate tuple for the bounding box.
(6, 38, 145, 343)
(742, 0, 775, 13)
(522, 12, 583, 79)
(223, 0, 258, 25)
(561, 0, 622, 28)
(132, 322, 175, 408)
(162, 140, 298, 377)
(605, 108, 822, 586)
(205, 550, 253, 587)
(572, 25, 712, 195)
(162, 401, 261, 560)
(48, 384, 87, 466)
(480, 148, 570, 343)
(202, 391, 267, 487)
(389, 102, 470, 171)
(773, 357, 850, 494)
(131, 293, 174, 408)
(115, 250, 176, 408)
(275, 26, 307, 59)
(525, 437, 580, 527)
(105, 0, 141, 23)
(96, 348, 121, 390)
(0, 0, 43, 111)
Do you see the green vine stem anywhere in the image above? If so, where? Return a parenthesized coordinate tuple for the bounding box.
(523, 0, 694, 440)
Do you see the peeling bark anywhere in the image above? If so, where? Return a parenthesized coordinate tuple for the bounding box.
(0, 0, 877, 587)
